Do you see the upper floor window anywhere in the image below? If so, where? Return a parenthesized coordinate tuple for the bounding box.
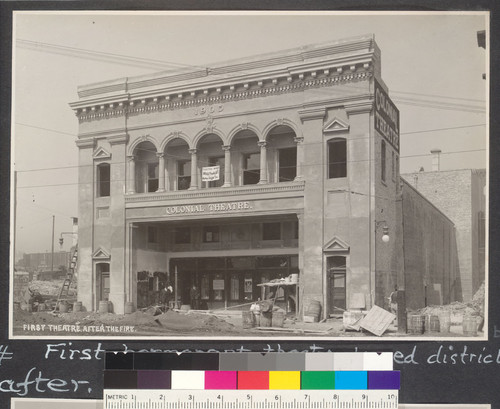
(177, 161, 191, 190)
(147, 162, 159, 192)
(381, 140, 387, 183)
(97, 163, 110, 197)
(278, 147, 297, 182)
(243, 152, 260, 185)
(328, 138, 347, 179)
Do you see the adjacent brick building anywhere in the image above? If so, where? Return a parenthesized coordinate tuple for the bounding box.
(402, 168, 486, 302)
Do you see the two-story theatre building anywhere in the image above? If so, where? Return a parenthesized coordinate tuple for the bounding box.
(70, 35, 403, 317)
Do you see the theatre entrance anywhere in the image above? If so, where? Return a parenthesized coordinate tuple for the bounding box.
(170, 255, 298, 310)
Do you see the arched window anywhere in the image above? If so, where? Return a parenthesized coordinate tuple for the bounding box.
(96, 163, 110, 197)
(327, 138, 347, 179)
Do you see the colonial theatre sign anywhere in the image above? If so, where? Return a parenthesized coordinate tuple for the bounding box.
(165, 201, 253, 216)
(374, 79, 400, 152)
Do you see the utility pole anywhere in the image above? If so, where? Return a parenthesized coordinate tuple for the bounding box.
(51, 215, 55, 275)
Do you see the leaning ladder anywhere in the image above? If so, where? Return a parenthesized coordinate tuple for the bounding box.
(53, 247, 78, 312)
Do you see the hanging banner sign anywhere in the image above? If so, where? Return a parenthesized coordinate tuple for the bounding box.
(374, 79, 400, 152)
(202, 166, 220, 181)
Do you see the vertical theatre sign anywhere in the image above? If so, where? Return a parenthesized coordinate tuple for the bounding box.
(374, 79, 400, 152)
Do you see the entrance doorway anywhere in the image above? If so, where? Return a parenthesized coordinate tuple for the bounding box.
(96, 263, 110, 302)
(327, 256, 346, 315)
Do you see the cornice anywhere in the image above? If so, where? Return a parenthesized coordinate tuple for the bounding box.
(75, 138, 95, 149)
(107, 133, 129, 145)
(125, 180, 305, 204)
(75, 68, 373, 123)
(298, 107, 326, 122)
(345, 99, 374, 115)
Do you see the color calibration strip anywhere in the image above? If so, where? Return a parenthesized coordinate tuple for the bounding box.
(104, 389, 399, 409)
(104, 369, 400, 390)
(105, 352, 394, 371)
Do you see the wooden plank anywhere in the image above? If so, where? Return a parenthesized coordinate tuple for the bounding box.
(359, 305, 396, 336)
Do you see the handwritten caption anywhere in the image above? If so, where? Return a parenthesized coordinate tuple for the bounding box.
(1, 342, 500, 397)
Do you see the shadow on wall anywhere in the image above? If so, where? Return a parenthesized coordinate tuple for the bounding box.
(401, 180, 462, 309)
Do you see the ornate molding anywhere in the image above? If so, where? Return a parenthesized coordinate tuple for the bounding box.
(323, 117, 350, 133)
(323, 236, 350, 253)
(107, 133, 129, 145)
(92, 146, 111, 160)
(92, 246, 111, 260)
(76, 70, 373, 123)
(345, 100, 373, 115)
(298, 107, 326, 122)
(75, 138, 95, 149)
(125, 180, 305, 203)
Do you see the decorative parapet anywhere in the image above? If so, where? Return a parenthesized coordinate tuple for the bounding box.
(125, 180, 305, 204)
(70, 35, 378, 123)
(73, 70, 373, 123)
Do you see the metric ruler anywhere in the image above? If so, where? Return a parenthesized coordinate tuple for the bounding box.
(104, 389, 399, 409)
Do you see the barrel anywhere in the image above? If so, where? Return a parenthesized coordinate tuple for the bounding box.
(260, 311, 272, 327)
(407, 314, 425, 334)
(99, 300, 109, 314)
(242, 311, 255, 329)
(463, 315, 477, 336)
(272, 311, 285, 328)
(439, 311, 451, 332)
(124, 302, 134, 314)
(73, 301, 82, 312)
(306, 300, 322, 321)
(425, 315, 440, 333)
(59, 302, 69, 313)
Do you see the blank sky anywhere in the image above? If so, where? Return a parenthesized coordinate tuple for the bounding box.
(12, 11, 488, 256)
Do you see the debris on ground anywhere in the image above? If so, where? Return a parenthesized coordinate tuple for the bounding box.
(359, 305, 395, 336)
(28, 280, 76, 297)
(414, 282, 485, 325)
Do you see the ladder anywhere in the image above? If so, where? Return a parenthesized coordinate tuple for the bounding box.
(53, 247, 78, 312)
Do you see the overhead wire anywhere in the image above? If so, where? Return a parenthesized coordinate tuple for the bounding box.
(16, 39, 209, 71)
(15, 146, 486, 190)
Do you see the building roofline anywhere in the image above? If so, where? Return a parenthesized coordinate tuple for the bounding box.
(70, 34, 378, 109)
(400, 176, 456, 225)
(401, 168, 486, 177)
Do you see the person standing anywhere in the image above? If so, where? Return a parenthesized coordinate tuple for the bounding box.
(190, 284, 201, 310)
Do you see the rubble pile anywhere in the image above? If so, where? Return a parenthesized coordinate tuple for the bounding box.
(28, 280, 77, 297)
(416, 281, 485, 320)
(471, 281, 485, 312)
